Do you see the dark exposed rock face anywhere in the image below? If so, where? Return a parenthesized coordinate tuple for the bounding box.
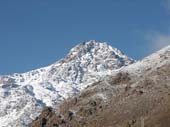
(111, 72, 131, 85)
(31, 107, 65, 127)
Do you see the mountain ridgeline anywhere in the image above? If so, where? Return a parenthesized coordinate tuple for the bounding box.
(0, 40, 134, 127)
(1, 40, 170, 127)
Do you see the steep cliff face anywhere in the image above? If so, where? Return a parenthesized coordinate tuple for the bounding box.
(31, 46, 170, 127)
(0, 40, 134, 127)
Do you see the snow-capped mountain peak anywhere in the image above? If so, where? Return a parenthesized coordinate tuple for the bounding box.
(0, 40, 134, 127)
(68, 40, 128, 60)
(47, 40, 133, 84)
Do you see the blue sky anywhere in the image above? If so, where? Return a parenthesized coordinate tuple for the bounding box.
(0, 0, 170, 74)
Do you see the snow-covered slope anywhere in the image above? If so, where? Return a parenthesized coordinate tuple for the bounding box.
(123, 45, 170, 76)
(0, 40, 134, 127)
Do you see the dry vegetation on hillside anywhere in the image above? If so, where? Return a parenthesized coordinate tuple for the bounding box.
(31, 60, 170, 127)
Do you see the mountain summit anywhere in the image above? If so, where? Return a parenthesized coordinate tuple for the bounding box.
(49, 40, 134, 85)
(0, 40, 134, 127)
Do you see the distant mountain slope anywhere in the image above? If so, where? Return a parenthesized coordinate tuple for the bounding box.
(31, 45, 170, 127)
(0, 40, 134, 127)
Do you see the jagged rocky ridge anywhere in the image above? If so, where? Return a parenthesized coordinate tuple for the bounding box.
(31, 45, 170, 127)
(0, 40, 134, 127)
